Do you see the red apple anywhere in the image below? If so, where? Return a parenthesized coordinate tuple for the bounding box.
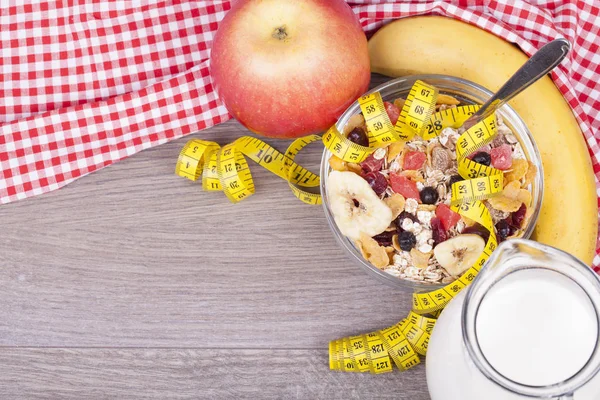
(211, 0, 370, 139)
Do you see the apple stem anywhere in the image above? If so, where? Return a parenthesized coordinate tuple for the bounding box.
(272, 26, 288, 41)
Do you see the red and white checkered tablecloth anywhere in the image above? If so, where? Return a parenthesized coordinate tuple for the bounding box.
(1, 1, 599, 268)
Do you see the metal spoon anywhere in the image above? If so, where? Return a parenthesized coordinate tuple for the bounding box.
(460, 38, 571, 131)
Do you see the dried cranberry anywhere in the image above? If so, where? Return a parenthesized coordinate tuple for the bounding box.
(431, 217, 448, 245)
(395, 211, 418, 230)
(360, 153, 385, 173)
(372, 230, 396, 247)
(363, 171, 388, 196)
(511, 203, 527, 228)
(384, 101, 400, 124)
(463, 223, 490, 243)
(347, 127, 369, 147)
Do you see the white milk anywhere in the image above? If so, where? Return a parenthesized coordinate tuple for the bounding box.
(427, 268, 600, 400)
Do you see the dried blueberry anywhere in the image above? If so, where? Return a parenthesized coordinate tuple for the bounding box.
(398, 231, 417, 251)
(472, 151, 491, 166)
(420, 186, 439, 205)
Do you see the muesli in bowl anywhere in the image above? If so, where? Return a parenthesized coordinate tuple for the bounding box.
(321, 76, 543, 289)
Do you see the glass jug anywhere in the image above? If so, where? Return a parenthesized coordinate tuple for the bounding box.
(427, 239, 600, 400)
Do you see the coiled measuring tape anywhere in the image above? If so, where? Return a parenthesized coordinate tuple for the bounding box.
(328, 81, 502, 374)
(175, 135, 322, 205)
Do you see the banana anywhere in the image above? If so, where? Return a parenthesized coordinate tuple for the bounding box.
(368, 16, 597, 265)
(327, 170, 393, 240)
(434, 234, 485, 276)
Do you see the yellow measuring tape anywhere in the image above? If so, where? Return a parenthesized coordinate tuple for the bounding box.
(175, 135, 322, 205)
(327, 81, 502, 374)
(175, 80, 506, 374)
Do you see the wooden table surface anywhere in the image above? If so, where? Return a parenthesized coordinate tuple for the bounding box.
(0, 75, 430, 399)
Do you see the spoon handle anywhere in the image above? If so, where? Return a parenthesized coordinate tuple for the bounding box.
(461, 38, 571, 130)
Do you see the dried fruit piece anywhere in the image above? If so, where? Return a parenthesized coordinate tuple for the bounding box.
(410, 248, 432, 269)
(472, 151, 491, 166)
(511, 203, 527, 228)
(463, 223, 490, 242)
(328, 155, 347, 171)
(431, 217, 448, 245)
(343, 114, 366, 135)
(403, 151, 427, 170)
(347, 127, 369, 147)
(420, 186, 439, 204)
(360, 153, 385, 173)
(504, 158, 528, 183)
(384, 193, 406, 219)
(363, 171, 388, 196)
(398, 231, 417, 251)
(357, 232, 389, 269)
(490, 144, 513, 170)
(372, 230, 396, 247)
(390, 173, 421, 201)
(384, 101, 400, 124)
(434, 234, 485, 276)
(436, 94, 460, 105)
(495, 219, 517, 242)
(387, 141, 405, 162)
(327, 171, 393, 240)
(435, 203, 461, 231)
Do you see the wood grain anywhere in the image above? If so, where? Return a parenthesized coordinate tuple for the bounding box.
(0, 74, 431, 398)
(0, 349, 429, 400)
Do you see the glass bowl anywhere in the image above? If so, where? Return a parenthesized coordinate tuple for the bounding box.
(320, 75, 544, 291)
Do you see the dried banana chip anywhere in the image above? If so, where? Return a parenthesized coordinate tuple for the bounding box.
(329, 155, 347, 172)
(387, 141, 405, 162)
(417, 204, 436, 212)
(384, 193, 406, 219)
(410, 248, 432, 269)
(504, 158, 528, 183)
(436, 94, 460, 105)
(523, 161, 537, 187)
(357, 233, 390, 269)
